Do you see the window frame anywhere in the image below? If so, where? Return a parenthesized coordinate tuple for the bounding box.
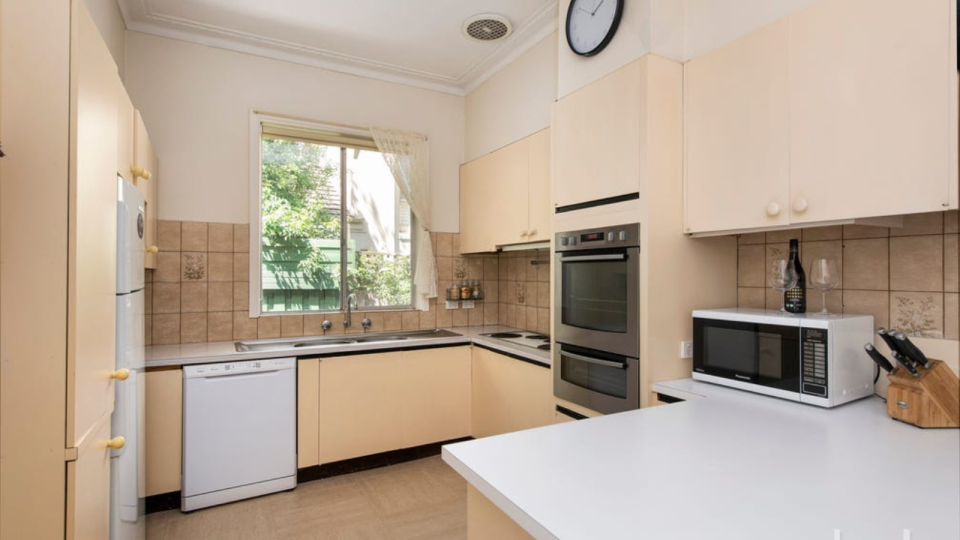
(248, 112, 415, 318)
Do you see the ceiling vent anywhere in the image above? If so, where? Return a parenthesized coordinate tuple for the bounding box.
(462, 14, 513, 42)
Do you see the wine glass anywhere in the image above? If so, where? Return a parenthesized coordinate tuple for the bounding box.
(810, 258, 840, 315)
(768, 259, 798, 313)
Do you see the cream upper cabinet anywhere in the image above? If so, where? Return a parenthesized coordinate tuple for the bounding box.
(398, 347, 471, 448)
(133, 110, 159, 268)
(553, 62, 643, 208)
(684, 20, 790, 234)
(471, 347, 552, 438)
(526, 129, 551, 243)
(460, 157, 498, 253)
(788, 0, 957, 223)
(144, 369, 182, 496)
(488, 138, 530, 245)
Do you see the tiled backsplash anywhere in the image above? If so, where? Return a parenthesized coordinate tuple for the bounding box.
(146, 223, 549, 345)
(736, 211, 958, 340)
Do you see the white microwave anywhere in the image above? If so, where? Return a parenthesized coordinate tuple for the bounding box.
(692, 309, 875, 408)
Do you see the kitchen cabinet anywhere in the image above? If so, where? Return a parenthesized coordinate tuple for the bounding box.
(459, 129, 551, 253)
(133, 110, 159, 268)
(117, 83, 135, 185)
(144, 369, 182, 496)
(399, 346, 471, 448)
(471, 347, 552, 438)
(66, 413, 113, 540)
(297, 359, 320, 468)
(684, 20, 790, 234)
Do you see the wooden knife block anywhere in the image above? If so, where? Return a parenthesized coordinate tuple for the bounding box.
(886, 360, 960, 428)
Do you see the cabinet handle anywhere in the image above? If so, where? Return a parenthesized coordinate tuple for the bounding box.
(110, 368, 130, 381)
(766, 202, 781, 217)
(528, 228, 537, 236)
(131, 166, 152, 180)
(106, 436, 126, 450)
(520, 230, 528, 237)
(146, 246, 159, 254)
(792, 198, 808, 213)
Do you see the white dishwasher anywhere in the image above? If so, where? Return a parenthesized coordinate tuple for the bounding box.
(182, 358, 297, 512)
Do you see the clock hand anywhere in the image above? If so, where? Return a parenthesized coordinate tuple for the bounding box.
(591, 0, 606, 16)
(577, 6, 591, 15)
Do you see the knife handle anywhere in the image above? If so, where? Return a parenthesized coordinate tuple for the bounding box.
(893, 332, 930, 369)
(892, 351, 920, 378)
(877, 328, 906, 355)
(864, 343, 895, 373)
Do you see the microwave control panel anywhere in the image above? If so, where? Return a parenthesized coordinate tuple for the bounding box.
(801, 328, 828, 397)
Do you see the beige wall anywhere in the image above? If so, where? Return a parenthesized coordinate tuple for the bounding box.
(123, 32, 465, 231)
(83, 0, 125, 78)
(464, 33, 557, 161)
(684, 0, 820, 59)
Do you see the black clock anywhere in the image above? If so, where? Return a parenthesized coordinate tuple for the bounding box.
(565, 0, 624, 57)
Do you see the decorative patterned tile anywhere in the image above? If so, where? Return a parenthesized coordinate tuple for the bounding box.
(181, 252, 207, 281)
(889, 236, 942, 292)
(890, 292, 943, 338)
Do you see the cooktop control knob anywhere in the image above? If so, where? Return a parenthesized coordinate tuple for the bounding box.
(561, 237, 569, 246)
(619, 231, 628, 241)
(607, 232, 615, 242)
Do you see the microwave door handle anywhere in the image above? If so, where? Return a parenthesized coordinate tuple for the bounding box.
(560, 254, 627, 263)
(562, 351, 627, 370)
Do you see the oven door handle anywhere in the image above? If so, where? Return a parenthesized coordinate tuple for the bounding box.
(562, 351, 627, 370)
(560, 253, 627, 263)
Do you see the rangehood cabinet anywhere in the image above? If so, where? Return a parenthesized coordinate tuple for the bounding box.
(683, 0, 958, 236)
(459, 129, 550, 254)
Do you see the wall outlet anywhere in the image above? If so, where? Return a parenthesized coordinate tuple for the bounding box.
(680, 340, 693, 359)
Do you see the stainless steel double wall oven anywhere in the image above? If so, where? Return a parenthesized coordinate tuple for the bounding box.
(554, 223, 641, 414)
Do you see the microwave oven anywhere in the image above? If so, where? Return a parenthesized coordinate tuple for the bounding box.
(692, 309, 875, 408)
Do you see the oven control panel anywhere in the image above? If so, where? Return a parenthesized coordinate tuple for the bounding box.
(556, 223, 641, 252)
(801, 328, 828, 397)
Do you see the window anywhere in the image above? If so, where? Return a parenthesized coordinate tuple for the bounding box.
(251, 116, 413, 315)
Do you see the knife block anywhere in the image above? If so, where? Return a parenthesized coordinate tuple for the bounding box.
(886, 359, 960, 428)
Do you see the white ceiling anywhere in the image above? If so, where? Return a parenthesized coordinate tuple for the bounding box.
(118, 0, 559, 95)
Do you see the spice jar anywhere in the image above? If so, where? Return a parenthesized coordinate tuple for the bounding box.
(471, 280, 482, 299)
(447, 287, 460, 302)
(460, 280, 472, 300)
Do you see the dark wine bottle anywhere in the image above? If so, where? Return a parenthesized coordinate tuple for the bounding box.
(785, 238, 806, 313)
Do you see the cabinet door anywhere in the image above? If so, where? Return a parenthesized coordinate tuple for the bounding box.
(506, 358, 552, 433)
(526, 129, 551, 243)
(460, 158, 496, 253)
(488, 139, 531, 245)
(553, 61, 642, 208)
(116, 81, 134, 185)
(144, 369, 182, 496)
(684, 20, 790, 234)
(472, 347, 553, 438)
(789, 0, 957, 223)
(133, 111, 159, 268)
(399, 347, 471, 448)
(471, 347, 512, 438)
(297, 359, 320, 468)
(318, 353, 403, 464)
(66, 413, 112, 540)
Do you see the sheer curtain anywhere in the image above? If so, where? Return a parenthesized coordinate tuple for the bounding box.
(369, 127, 437, 311)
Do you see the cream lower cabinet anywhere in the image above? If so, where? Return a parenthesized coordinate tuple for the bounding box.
(144, 369, 183, 496)
(471, 347, 553, 439)
(297, 359, 321, 468)
(66, 414, 113, 540)
(398, 346, 471, 448)
(467, 485, 536, 540)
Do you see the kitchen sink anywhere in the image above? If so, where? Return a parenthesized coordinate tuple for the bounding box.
(234, 328, 462, 352)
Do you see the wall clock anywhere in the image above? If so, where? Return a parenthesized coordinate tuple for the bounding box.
(565, 0, 624, 57)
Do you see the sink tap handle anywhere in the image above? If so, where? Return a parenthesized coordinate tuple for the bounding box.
(362, 318, 372, 330)
(321, 320, 332, 332)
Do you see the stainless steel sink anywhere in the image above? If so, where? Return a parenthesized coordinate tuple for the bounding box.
(234, 328, 461, 352)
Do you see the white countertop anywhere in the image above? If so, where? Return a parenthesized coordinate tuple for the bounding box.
(146, 325, 551, 368)
(443, 378, 960, 540)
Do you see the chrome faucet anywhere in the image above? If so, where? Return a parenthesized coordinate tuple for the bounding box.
(344, 293, 358, 328)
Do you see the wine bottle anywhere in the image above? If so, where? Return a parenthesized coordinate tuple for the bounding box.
(785, 238, 806, 313)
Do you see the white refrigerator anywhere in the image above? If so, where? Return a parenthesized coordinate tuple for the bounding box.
(112, 177, 146, 540)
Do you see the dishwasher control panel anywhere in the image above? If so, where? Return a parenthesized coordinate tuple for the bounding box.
(183, 357, 296, 378)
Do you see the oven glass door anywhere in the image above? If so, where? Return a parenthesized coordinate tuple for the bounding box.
(693, 318, 801, 392)
(554, 344, 639, 414)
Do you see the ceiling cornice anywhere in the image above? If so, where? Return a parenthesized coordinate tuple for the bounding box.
(119, 0, 558, 97)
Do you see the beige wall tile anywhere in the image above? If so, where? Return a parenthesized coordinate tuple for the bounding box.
(153, 314, 180, 345)
(890, 212, 943, 237)
(158, 220, 181, 251)
(145, 269, 154, 283)
(181, 313, 207, 344)
(483, 257, 499, 281)
(504, 304, 516, 327)
(233, 313, 258, 340)
(807, 289, 842, 315)
(144, 283, 153, 314)
(505, 282, 517, 305)
(153, 283, 181, 314)
(765, 243, 790, 286)
(945, 210, 958, 234)
(483, 302, 498, 325)
(436, 257, 452, 282)
(843, 224, 888, 239)
(537, 308, 550, 334)
(208, 312, 233, 342)
(525, 306, 538, 332)
(843, 239, 888, 290)
(515, 305, 527, 329)
(181, 282, 208, 313)
(466, 257, 483, 280)
(738, 245, 765, 287)
(451, 233, 461, 256)
(525, 256, 539, 282)
(497, 303, 507, 324)
(503, 257, 516, 281)
(382, 311, 402, 331)
(436, 305, 452, 328)
(765, 288, 785, 312)
(945, 293, 958, 340)
(526, 281, 539, 308)
(801, 241, 843, 291)
(401, 310, 420, 330)
(181, 221, 208, 251)
(303, 314, 326, 336)
(419, 305, 437, 329)
(537, 282, 550, 308)
(363, 312, 384, 333)
(436, 233, 453, 257)
(766, 230, 798, 244)
(155, 252, 181, 283)
(451, 308, 469, 327)
(181, 252, 207, 281)
(889, 236, 942, 292)
(843, 290, 889, 330)
(209, 282, 233, 312)
(257, 316, 281, 339)
(945, 234, 958, 293)
(208, 253, 233, 282)
(737, 232, 765, 245)
(208, 223, 234, 253)
(737, 287, 765, 309)
(802, 226, 842, 242)
(281, 315, 304, 337)
(233, 282, 249, 311)
(468, 306, 485, 326)
(537, 258, 550, 282)
(234, 253, 250, 282)
(484, 281, 499, 303)
(233, 224, 250, 253)
(890, 292, 943, 338)
(144, 315, 152, 346)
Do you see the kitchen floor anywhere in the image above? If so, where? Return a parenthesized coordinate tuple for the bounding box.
(146, 457, 466, 540)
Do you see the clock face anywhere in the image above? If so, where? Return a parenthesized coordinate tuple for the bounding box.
(566, 0, 623, 56)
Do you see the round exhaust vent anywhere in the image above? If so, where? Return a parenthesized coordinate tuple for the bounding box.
(462, 14, 512, 42)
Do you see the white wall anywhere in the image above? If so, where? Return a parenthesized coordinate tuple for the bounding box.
(464, 33, 558, 162)
(124, 32, 464, 231)
(83, 0, 125, 77)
